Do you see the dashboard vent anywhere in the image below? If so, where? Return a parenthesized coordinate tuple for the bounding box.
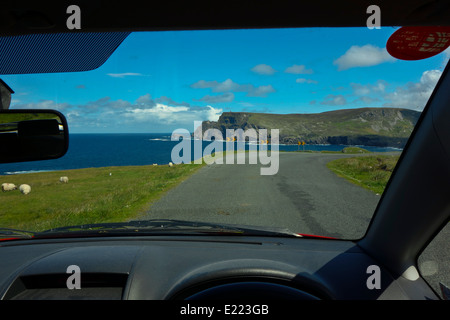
(3, 273, 128, 300)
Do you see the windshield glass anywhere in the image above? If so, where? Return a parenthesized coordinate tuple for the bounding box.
(1, 27, 448, 240)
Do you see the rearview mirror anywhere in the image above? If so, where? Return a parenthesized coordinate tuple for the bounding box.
(0, 110, 69, 163)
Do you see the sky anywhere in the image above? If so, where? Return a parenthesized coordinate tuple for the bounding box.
(3, 27, 450, 133)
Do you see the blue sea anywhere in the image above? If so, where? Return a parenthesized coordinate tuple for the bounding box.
(0, 133, 402, 175)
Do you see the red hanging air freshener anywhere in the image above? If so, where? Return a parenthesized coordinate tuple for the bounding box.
(386, 26, 450, 61)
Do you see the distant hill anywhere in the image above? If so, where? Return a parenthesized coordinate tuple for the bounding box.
(194, 108, 421, 148)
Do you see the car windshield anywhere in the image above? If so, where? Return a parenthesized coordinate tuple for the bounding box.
(1, 27, 448, 240)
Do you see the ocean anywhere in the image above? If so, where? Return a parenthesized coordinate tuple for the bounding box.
(0, 133, 402, 175)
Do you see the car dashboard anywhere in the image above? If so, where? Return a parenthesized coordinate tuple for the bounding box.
(0, 235, 438, 300)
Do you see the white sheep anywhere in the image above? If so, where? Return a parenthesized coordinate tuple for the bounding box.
(59, 176, 69, 183)
(19, 184, 31, 195)
(153, 163, 158, 166)
(168, 162, 174, 167)
(1, 183, 17, 192)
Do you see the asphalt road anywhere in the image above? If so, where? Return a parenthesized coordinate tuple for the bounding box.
(141, 152, 384, 239)
(141, 151, 449, 297)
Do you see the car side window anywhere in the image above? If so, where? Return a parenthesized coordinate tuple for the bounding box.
(417, 222, 449, 299)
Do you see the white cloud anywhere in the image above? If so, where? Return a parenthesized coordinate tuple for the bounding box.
(214, 79, 244, 92)
(190, 79, 276, 97)
(383, 70, 442, 110)
(205, 105, 222, 121)
(136, 93, 154, 106)
(191, 79, 244, 92)
(333, 45, 395, 71)
(443, 47, 450, 60)
(155, 96, 190, 107)
(11, 93, 223, 132)
(197, 92, 235, 103)
(247, 84, 275, 97)
(320, 94, 347, 106)
(284, 64, 313, 74)
(190, 80, 218, 89)
(107, 73, 143, 78)
(125, 103, 222, 125)
(351, 84, 370, 96)
(13, 99, 72, 111)
(125, 93, 223, 125)
(421, 69, 442, 85)
(126, 103, 189, 123)
(296, 78, 318, 84)
(251, 64, 277, 75)
(350, 80, 387, 96)
(96, 97, 131, 108)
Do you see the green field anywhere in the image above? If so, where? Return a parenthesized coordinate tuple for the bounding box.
(326, 154, 400, 194)
(1, 152, 399, 232)
(340, 147, 372, 154)
(286, 146, 372, 154)
(0, 163, 203, 232)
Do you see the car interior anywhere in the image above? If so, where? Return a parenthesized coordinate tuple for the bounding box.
(0, 0, 449, 305)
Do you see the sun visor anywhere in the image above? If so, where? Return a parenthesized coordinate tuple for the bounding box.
(0, 32, 130, 74)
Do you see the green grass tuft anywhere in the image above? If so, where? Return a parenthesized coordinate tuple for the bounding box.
(340, 147, 371, 154)
(326, 155, 399, 194)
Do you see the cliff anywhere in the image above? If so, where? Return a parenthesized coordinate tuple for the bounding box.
(194, 108, 420, 148)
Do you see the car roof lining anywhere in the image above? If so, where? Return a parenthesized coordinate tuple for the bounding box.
(1, 0, 450, 37)
(1, 1, 449, 75)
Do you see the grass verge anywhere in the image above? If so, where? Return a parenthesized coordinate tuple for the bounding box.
(286, 146, 372, 154)
(0, 163, 203, 232)
(326, 155, 400, 194)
